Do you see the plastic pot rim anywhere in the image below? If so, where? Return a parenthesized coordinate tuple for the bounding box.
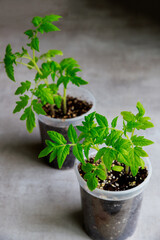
(38, 87, 96, 127)
(74, 152, 152, 201)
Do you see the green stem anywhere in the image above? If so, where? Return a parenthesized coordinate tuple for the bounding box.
(125, 128, 135, 174)
(30, 79, 42, 103)
(131, 128, 135, 137)
(22, 55, 43, 75)
(33, 49, 35, 62)
(91, 146, 99, 151)
(50, 104, 55, 116)
(16, 62, 35, 69)
(44, 78, 49, 87)
(63, 87, 67, 114)
(101, 156, 108, 178)
(125, 165, 130, 174)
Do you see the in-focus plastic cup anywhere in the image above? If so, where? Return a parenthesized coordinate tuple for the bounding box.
(75, 154, 152, 240)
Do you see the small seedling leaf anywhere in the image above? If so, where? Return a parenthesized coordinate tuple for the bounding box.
(68, 124, 78, 143)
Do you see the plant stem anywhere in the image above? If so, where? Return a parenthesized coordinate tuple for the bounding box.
(125, 128, 135, 175)
(44, 78, 49, 87)
(125, 165, 130, 175)
(22, 55, 43, 75)
(33, 49, 35, 62)
(131, 128, 135, 137)
(101, 156, 108, 178)
(63, 87, 67, 114)
(16, 62, 35, 69)
(92, 146, 99, 151)
(50, 104, 55, 116)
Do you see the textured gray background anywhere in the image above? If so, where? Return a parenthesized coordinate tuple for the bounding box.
(0, 0, 160, 239)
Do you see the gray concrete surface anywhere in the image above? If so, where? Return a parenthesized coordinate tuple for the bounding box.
(0, 0, 160, 239)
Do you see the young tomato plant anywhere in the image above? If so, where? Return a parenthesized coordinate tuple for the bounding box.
(39, 102, 154, 191)
(2, 15, 88, 133)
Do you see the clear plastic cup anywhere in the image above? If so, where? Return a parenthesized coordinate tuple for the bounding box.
(38, 86, 96, 169)
(74, 154, 152, 240)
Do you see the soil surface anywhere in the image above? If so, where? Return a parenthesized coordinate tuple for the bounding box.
(79, 157, 148, 191)
(43, 95, 92, 119)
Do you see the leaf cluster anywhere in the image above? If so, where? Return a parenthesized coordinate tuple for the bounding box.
(39, 102, 154, 191)
(3, 14, 88, 133)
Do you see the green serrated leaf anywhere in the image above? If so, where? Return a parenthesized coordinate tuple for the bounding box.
(4, 44, 16, 81)
(48, 83, 58, 93)
(84, 172, 92, 180)
(43, 14, 62, 22)
(136, 101, 145, 118)
(32, 16, 42, 27)
(136, 120, 154, 130)
(73, 143, 85, 164)
(103, 148, 116, 171)
(45, 140, 57, 147)
(50, 61, 61, 72)
(129, 148, 140, 176)
(121, 111, 135, 122)
(32, 99, 46, 115)
(38, 22, 60, 33)
(49, 149, 57, 163)
(57, 145, 70, 168)
(86, 174, 98, 191)
(54, 95, 62, 108)
(95, 168, 106, 180)
(94, 147, 107, 162)
(126, 121, 141, 132)
(20, 106, 36, 133)
(70, 76, 88, 86)
(111, 116, 118, 128)
(76, 125, 87, 133)
(95, 113, 108, 128)
(70, 68, 82, 76)
(39, 49, 63, 60)
(85, 112, 96, 124)
(82, 163, 94, 172)
(67, 125, 78, 143)
(105, 129, 122, 147)
(60, 58, 78, 71)
(57, 76, 70, 88)
(31, 37, 39, 52)
(24, 29, 34, 38)
(78, 132, 87, 141)
(15, 81, 31, 95)
(134, 147, 148, 157)
(139, 158, 145, 169)
(48, 131, 67, 145)
(131, 135, 154, 146)
(112, 165, 124, 172)
(13, 95, 29, 113)
(93, 126, 109, 144)
(39, 62, 51, 79)
(117, 150, 129, 166)
(84, 145, 90, 160)
(35, 84, 54, 105)
(38, 145, 53, 158)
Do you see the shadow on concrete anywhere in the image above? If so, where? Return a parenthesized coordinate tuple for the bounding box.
(0, 137, 47, 167)
(69, 209, 84, 231)
(25, 208, 87, 238)
(85, 0, 160, 23)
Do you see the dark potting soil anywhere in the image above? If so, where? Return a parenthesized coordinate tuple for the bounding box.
(43, 95, 92, 119)
(79, 157, 148, 191)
